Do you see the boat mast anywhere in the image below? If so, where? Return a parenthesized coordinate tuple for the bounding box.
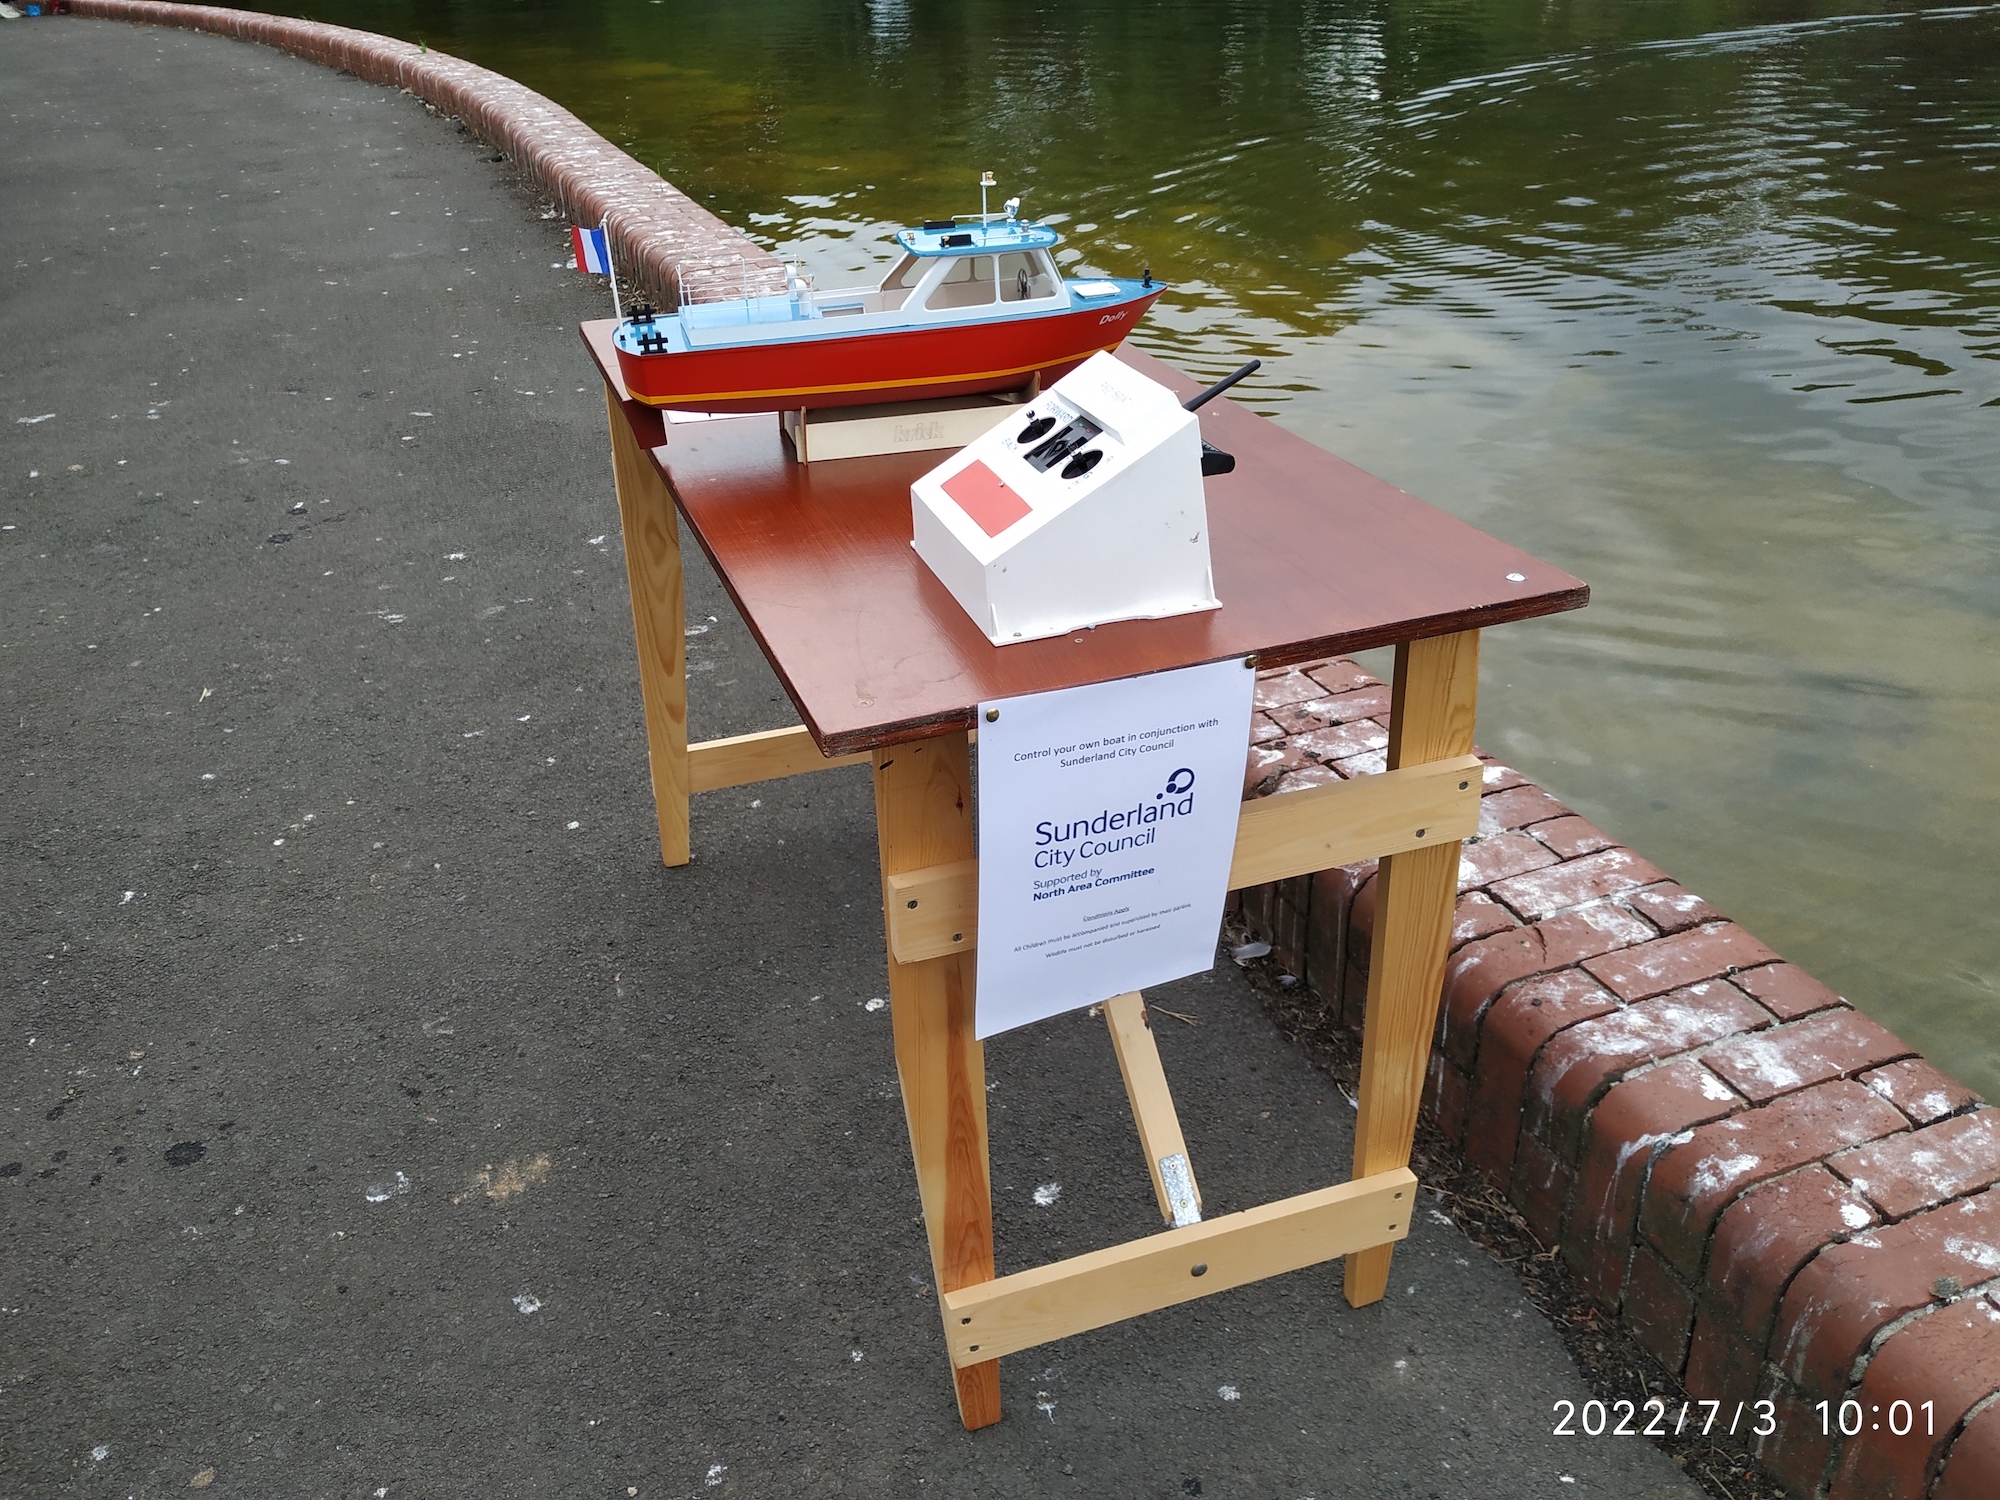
(602, 214, 624, 321)
(979, 170, 996, 242)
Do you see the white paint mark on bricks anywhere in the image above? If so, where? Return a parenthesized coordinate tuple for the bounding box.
(513, 1292, 542, 1315)
(1033, 1183, 1062, 1207)
(1717, 1036, 1804, 1093)
(705, 1463, 727, 1486)
(1218, 1384, 1241, 1401)
(1943, 1236, 2000, 1272)
(1690, 1154, 1761, 1197)
(364, 1171, 412, 1204)
(1699, 1070, 1737, 1101)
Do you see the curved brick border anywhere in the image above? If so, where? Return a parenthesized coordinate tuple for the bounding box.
(68, 0, 783, 305)
(1237, 659, 2000, 1500)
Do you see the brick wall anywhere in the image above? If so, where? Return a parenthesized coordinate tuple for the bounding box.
(69, 0, 785, 308)
(1237, 658, 2000, 1500)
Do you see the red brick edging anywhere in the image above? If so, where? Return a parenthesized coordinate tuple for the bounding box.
(68, 0, 783, 306)
(1237, 658, 2000, 1500)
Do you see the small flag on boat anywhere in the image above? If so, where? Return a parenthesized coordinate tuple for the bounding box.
(571, 224, 612, 275)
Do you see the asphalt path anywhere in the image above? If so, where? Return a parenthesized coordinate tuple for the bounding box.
(2, 18, 1702, 1500)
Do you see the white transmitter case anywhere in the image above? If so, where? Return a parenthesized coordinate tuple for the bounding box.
(910, 352, 1220, 645)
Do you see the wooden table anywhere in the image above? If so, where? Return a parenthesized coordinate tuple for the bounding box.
(581, 320, 1587, 1428)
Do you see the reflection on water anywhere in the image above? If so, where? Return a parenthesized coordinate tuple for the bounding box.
(261, 0, 2000, 1093)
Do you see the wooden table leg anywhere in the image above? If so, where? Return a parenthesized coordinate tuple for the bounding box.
(603, 389, 690, 867)
(1345, 630, 1480, 1307)
(872, 733, 1001, 1429)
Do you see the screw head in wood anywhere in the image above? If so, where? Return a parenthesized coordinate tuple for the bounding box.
(1191, 1262, 1208, 1277)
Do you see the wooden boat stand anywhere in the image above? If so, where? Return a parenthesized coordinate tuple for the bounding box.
(586, 319, 1584, 1429)
(778, 378, 1038, 463)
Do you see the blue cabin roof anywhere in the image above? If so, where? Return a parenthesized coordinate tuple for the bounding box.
(894, 220, 1062, 256)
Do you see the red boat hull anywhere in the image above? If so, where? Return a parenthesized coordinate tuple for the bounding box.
(615, 291, 1166, 413)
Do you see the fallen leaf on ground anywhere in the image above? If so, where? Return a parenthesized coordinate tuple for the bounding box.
(453, 1153, 552, 1205)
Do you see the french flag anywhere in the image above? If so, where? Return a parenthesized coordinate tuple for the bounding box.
(571, 224, 612, 275)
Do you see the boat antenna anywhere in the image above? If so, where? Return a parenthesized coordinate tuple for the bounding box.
(980, 170, 996, 236)
(602, 213, 624, 321)
(1182, 358, 1261, 412)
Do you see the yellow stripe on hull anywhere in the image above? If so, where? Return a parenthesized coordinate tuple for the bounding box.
(624, 345, 1127, 410)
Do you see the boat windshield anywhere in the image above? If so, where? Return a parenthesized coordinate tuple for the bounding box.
(925, 254, 998, 309)
(880, 253, 926, 292)
(998, 249, 1058, 301)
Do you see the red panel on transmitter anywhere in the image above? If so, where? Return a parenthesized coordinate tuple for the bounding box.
(941, 460, 1031, 539)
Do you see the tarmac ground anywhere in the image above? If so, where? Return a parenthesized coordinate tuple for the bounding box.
(3, 18, 1705, 1499)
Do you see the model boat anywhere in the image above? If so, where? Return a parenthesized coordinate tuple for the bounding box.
(612, 200, 1164, 414)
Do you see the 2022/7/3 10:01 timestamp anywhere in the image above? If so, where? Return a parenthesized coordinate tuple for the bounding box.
(1552, 1399, 1936, 1437)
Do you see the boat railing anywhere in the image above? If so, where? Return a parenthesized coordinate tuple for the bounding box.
(675, 255, 793, 317)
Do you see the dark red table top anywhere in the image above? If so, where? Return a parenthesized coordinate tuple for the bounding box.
(582, 320, 1587, 756)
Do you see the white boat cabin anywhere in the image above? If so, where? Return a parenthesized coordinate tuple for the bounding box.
(814, 220, 1065, 318)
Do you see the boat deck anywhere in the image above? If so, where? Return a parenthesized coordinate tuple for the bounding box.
(621, 276, 1151, 356)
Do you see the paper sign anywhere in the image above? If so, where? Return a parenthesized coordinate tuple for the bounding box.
(973, 658, 1257, 1039)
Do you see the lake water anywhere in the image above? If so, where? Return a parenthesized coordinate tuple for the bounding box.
(265, 0, 2000, 1096)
